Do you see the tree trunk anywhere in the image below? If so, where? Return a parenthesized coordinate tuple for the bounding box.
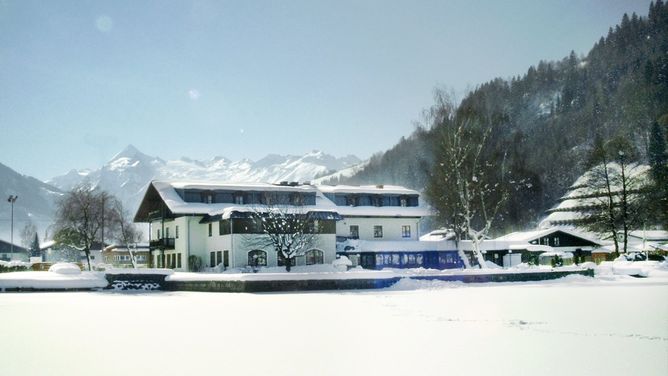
(470, 237, 487, 268)
(285, 257, 292, 272)
(85, 249, 92, 271)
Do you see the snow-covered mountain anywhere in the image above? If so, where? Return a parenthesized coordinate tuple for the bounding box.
(0, 163, 64, 242)
(47, 145, 362, 214)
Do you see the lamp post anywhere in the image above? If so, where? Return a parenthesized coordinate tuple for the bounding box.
(7, 195, 18, 257)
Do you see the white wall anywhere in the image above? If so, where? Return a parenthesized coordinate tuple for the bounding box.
(337, 217, 421, 241)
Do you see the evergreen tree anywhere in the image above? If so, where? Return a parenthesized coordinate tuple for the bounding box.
(648, 121, 668, 227)
(30, 233, 40, 258)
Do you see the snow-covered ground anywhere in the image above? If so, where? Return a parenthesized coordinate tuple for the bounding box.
(0, 269, 666, 376)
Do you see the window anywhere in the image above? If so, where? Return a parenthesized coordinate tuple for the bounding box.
(401, 225, 411, 238)
(175, 225, 179, 239)
(223, 250, 229, 268)
(416, 254, 423, 265)
(554, 237, 560, 246)
(400, 197, 407, 207)
(345, 196, 357, 206)
(305, 249, 324, 265)
(210, 252, 216, 267)
(374, 225, 383, 238)
(216, 251, 222, 266)
(165, 227, 170, 238)
(206, 195, 213, 204)
(177, 253, 182, 268)
(157, 229, 161, 239)
(248, 250, 267, 267)
(208, 223, 212, 237)
(350, 225, 359, 239)
(234, 194, 244, 204)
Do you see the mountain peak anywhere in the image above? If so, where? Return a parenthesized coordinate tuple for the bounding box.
(111, 144, 143, 160)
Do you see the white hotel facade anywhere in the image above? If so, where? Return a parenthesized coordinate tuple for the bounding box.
(134, 181, 432, 271)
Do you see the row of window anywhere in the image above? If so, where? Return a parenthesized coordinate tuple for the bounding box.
(246, 249, 324, 267)
(349, 225, 411, 239)
(113, 255, 147, 262)
(373, 253, 458, 267)
(210, 250, 230, 268)
(325, 193, 419, 207)
(209, 219, 334, 237)
(178, 189, 317, 206)
(155, 253, 182, 268)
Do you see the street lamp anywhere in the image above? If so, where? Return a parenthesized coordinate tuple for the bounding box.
(7, 195, 18, 257)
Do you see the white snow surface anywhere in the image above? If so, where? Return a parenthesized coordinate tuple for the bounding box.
(47, 263, 81, 275)
(0, 270, 107, 290)
(0, 268, 666, 376)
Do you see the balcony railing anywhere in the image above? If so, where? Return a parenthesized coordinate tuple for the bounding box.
(149, 238, 175, 250)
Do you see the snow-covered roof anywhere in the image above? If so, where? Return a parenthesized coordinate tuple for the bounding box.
(628, 230, 668, 241)
(540, 251, 573, 258)
(494, 227, 602, 245)
(420, 229, 456, 242)
(168, 181, 318, 192)
(539, 163, 651, 228)
(508, 244, 553, 252)
(136, 180, 432, 220)
(316, 184, 419, 195)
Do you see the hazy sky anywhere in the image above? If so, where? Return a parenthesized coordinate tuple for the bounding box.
(0, 0, 653, 180)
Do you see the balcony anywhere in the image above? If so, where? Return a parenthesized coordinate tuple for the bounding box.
(149, 238, 175, 250)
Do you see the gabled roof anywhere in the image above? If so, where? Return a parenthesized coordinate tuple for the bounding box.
(134, 180, 432, 222)
(0, 239, 28, 253)
(494, 227, 602, 245)
(628, 230, 668, 241)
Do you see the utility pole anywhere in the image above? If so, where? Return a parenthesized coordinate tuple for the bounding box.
(7, 195, 18, 257)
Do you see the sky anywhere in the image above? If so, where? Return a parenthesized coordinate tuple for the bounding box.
(0, 0, 654, 181)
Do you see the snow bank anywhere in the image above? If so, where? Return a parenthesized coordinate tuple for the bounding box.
(0, 271, 108, 290)
(332, 256, 353, 271)
(48, 263, 81, 275)
(387, 278, 465, 291)
(0, 260, 31, 268)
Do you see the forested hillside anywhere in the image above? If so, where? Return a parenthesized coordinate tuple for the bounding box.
(334, 1, 668, 233)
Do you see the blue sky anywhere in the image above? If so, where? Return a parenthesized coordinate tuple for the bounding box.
(0, 0, 653, 180)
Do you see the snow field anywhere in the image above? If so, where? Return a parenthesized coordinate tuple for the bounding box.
(0, 275, 666, 376)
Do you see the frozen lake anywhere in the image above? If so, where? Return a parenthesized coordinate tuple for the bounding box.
(0, 276, 666, 376)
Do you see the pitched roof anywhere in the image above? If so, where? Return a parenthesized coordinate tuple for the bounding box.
(134, 180, 432, 222)
(494, 227, 602, 245)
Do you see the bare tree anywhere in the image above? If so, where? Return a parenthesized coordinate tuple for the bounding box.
(112, 200, 142, 268)
(583, 136, 646, 256)
(426, 102, 509, 268)
(52, 183, 131, 270)
(244, 192, 319, 272)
